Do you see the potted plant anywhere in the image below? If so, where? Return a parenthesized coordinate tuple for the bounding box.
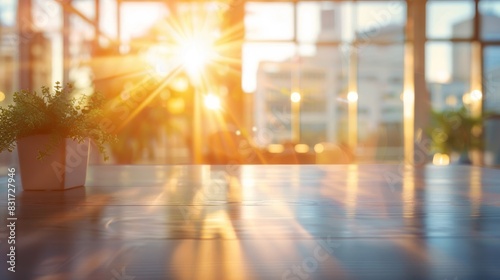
(428, 106, 484, 164)
(0, 82, 115, 190)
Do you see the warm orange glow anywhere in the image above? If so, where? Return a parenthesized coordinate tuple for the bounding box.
(294, 144, 309, 153)
(346, 165, 358, 218)
(462, 93, 472, 105)
(0, 91, 5, 102)
(347, 49, 358, 152)
(105, 8, 244, 163)
(470, 41, 483, 118)
(167, 97, 185, 114)
(291, 91, 301, 143)
(432, 153, 450, 165)
(141, 8, 242, 95)
(314, 143, 324, 154)
(347, 94, 357, 151)
(403, 42, 415, 165)
(267, 144, 284, 153)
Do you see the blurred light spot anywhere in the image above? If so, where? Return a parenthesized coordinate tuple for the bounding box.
(235, 130, 241, 136)
(181, 37, 215, 79)
(171, 77, 189, 92)
(462, 93, 471, 105)
(167, 97, 185, 114)
(291, 91, 301, 103)
(252, 126, 257, 132)
(445, 95, 458, 106)
(267, 144, 284, 154)
(0, 91, 5, 102)
(433, 153, 450, 165)
(347, 91, 358, 102)
(470, 90, 482, 101)
(294, 144, 309, 153)
(204, 93, 221, 110)
(402, 90, 414, 103)
(314, 143, 324, 154)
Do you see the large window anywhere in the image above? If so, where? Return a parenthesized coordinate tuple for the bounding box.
(1, 0, 499, 165)
(245, 1, 407, 161)
(426, 0, 500, 114)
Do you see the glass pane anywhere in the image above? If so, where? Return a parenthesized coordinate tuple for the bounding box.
(480, 0, 500, 41)
(297, 1, 351, 43)
(311, 46, 348, 145)
(0, 0, 19, 172)
(242, 43, 296, 93)
(29, 1, 64, 88)
(121, 3, 169, 42)
(245, 2, 294, 41)
(254, 60, 294, 146)
(355, 1, 406, 43)
(71, 14, 95, 42)
(32, 0, 62, 32)
(484, 46, 500, 113)
(426, 42, 471, 111)
(427, 1, 474, 39)
(0, 1, 18, 96)
(0, 0, 17, 26)
(358, 44, 404, 161)
(100, 0, 117, 39)
(252, 46, 348, 150)
(302, 47, 346, 147)
(72, 0, 95, 20)
(298, 1, 406, 43)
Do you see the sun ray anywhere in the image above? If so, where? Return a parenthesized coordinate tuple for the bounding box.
(117, 65, 183, 131)
(98, 4, 246, 147)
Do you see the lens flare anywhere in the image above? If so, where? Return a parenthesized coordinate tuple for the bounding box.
(204, 94, 221, 110)
(291, 92, 301, 103)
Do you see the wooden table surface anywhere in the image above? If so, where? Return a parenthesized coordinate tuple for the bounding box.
(1, 164, 500, 280)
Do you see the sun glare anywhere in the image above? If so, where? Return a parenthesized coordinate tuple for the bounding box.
(290, 91, 301, 103)
(204, 93, 221, 110)
(112, 7, 242, 129)
(180, 37, 215, 79)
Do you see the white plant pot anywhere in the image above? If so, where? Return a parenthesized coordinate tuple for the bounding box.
(17, 135, 90, 191)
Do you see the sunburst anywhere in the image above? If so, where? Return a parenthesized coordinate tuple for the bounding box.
(93, 4, 244, 131)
